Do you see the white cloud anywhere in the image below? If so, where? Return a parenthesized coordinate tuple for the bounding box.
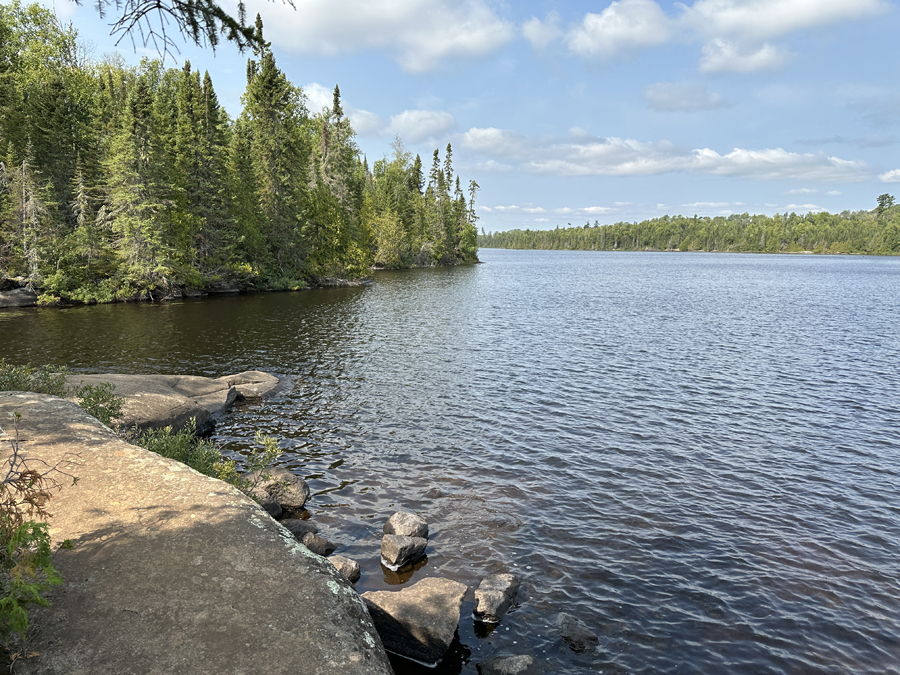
(388, 110, 455, 142)
(523, 12, 563, 50)
(536, 0, 886, 72)
(460, 127, 870, 181)
(304, 82, 334, 114)
(787, 188, 817, 195)
(304, 81, 386, 136)
(241, 0, 515, 72)
(566, 0, 672, 60)
(699, 40, 786, 72)
(643, 81, 729, 112)
(879, 169, 900, 183)
(683, 201, 741, 208)
(473, 160, 513, 172)
(490, 205, 547, 214)
(785, 203, 824, 211)
(682, 0, 888, 42)
(534, 218, 550, 222)
(350, 109, 387, 137)
(826, 190, 842, 196)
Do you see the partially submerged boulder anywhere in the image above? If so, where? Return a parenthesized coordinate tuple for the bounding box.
(556, 612, 599, 653)
(381, 534, 427, 571)
(299, 532, 337, 557)
(474, 574, 520, 624)
(281, 519, 318, 537)
(478, 654, 543, 675)
(0, 286, 37, 308)
(329, 555, 361, 584)
(243, 467, 310, 511)
(384, 511, 428, 539)
(362, 577, 467, 667)
(247, 486, 282, 519)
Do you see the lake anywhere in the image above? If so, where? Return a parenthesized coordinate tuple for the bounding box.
(3, 249, 899, 673)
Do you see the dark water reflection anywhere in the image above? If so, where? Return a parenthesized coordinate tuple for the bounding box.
(3, 250, 900, 674)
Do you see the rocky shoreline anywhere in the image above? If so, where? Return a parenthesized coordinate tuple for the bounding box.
(1, 371, 600, 673)
(0, 275, 374, 309)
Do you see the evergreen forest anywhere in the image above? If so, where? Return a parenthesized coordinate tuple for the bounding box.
(0, 2, 480, 305)
(479, 203, 900, 255)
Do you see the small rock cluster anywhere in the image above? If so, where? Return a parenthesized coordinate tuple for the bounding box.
(253, 482, 595, 671)
(380, 510, 429, 570)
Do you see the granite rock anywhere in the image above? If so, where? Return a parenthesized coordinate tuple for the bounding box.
(474, 574, 520, 624)
(381, 534, 427, 570)
(383, 511, 429, 539)
(362, 577, 467, 666)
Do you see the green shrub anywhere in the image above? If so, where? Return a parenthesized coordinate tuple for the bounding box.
(0, 361, 68, 397)
(131, 422, 283, 500)
(0, 413, 66, 645)
(73, 383, 124, 427)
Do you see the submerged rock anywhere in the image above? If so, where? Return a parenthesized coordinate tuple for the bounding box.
(281, 519, 318, 538)
(384, 511, 429, 539)
(362, 577, 467, 666)
(474, 574, 520, 624)
(556, 612, 599, 653)
(478, 654, 543, 675)
(329, 555, 361, 583)
(299, 532, 336, 557)
(381, 534, 427, 570)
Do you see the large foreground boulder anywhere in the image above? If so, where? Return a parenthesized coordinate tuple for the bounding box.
(66, 370, 282, 435)
(0, 392, 392, 675)
(474, 574, 520, 624)
(362, 577, 467, 667)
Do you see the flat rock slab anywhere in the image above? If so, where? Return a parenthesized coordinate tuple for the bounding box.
(474, 574, 521, 624)
(0, 286, 38, 307)
(362, 577, 467, 667)
(66, 370, 282, 435)
(0, 393, 392, 675)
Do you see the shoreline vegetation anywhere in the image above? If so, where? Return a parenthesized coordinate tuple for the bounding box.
(0, 2, 479, 308)
(478, 202, 900, 256)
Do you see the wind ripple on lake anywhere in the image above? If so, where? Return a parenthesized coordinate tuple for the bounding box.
(4, 250, 900, 673)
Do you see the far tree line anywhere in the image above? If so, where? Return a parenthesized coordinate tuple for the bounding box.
(0, 2, 479, 305)
(479, 198, 900, 255)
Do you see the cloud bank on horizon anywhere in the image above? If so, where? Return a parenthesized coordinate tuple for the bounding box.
(64, 0, 900, 227)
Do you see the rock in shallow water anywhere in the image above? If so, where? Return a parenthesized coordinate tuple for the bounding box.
(556, 612, 599, 653)
(384, 511, 429, 539)
(477, 654, 543, 675)
(244, 467, 310, 511)
(299, 532, 336, 556)
(362, 577, 467, 666)
(381, 534, 427, 570)
(281, 519, 318, 537)
(329, 555, 361, 583)
(474, 573, 520, 624)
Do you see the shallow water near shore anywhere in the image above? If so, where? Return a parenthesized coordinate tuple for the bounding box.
(3, 249, 900, 673)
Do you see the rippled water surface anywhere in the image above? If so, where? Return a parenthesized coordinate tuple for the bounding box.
(3, 249, 900, 673)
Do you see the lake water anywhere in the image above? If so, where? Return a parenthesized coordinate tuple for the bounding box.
(3, 249, 900, 673)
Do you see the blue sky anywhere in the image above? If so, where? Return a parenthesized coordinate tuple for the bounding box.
(45, 0, 900, 232)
